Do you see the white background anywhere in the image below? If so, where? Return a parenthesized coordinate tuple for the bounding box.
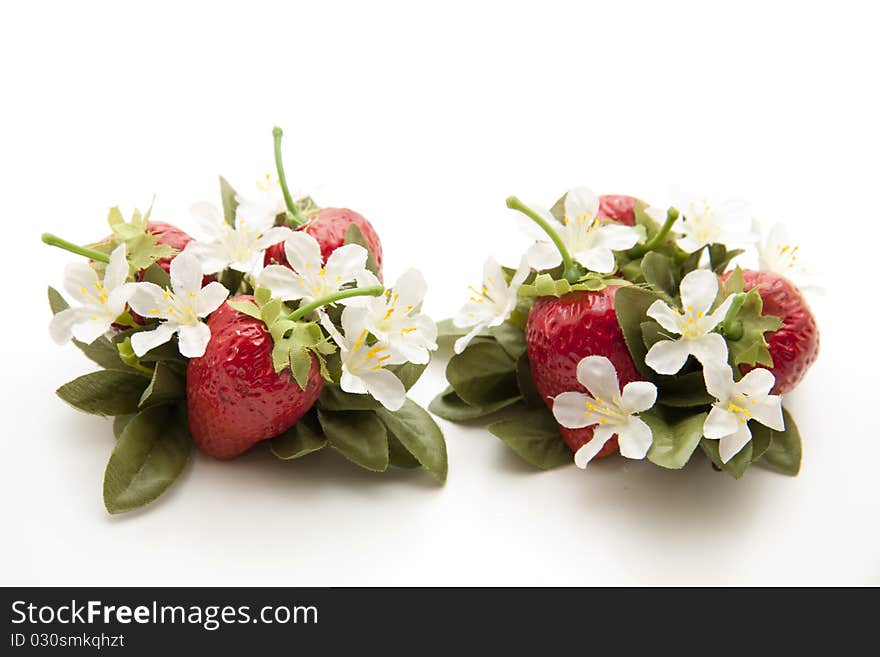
(1, 1, 877, 585)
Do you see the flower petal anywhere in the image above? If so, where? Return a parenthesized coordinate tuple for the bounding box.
(510, 256, 532, 287)
(647, 300, 683, 334)
(526, 241, 562, 270)
(49, 308, 82, 344)
(704, 405, 739, 439)
(596, 224, 640, 251)
(679, 269, 719, 312)
(360, 369, 406, 411)
(749, 395, 785, 431)
(704, 293, 737, 331)
(183, 241, 230, 275)
(195, 282, 229, 317)
(63, 262, 99, 301)
(620, 381, 658, 414)
(130, 324, 176, 357)
(104, 244, 130, 291)
(575, 356, 621, 402)
(575, 247, 615, 274)
(453, 322, 488, 355)
(177, 322, 211, 358)
(688, 332, 729, 368)
(552, 392, 596, 429)
(71, 316, 113, 345)
(190, 201, 222, 230)
(618, 417, 653, 459)
(737, 367, 776, 398)
(254, 226, 295, 251)
(128, 282, 168, 318)
(340, 368, 369, 395)
(169, 252, 203, 295)
(564, 187, 600, 221)
(283, 232, 323, 273)
(573, 425, 615, 468)
(324, 243, 369, 282)
(702, 362, 736, 401)
(645, 338, 690, 375)
(391, 268, 427, 309)
(257, 265, 307, 301)
(719, 422, 753, 463)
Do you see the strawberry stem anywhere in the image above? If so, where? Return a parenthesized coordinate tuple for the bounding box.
(506, 196, 583, 283)
(288, 285, 384, 321)
(272, 126, 307, 226)
(631, 207, 679, 256)
(41, 233, 110, 263)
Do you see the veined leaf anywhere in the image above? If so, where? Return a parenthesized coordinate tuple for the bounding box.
(57, 370, 150, 416)
(318, 408, 389, 471)
(377, 399, 447, 482)
(488, 407, 572, 469)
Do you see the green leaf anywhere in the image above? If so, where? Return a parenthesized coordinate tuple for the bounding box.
(428, 386, 520, 422)
(656, 371, 713, 407)
(388, 435, 421, 469)
(549, 192, 567, 222)
(48, 286, 69, 314)
(227, 299, 262, 320)
(708, 244, 744, 275)
(640, 251, 678, 298)
(727, 288, 784, 368)
(317, 408, 389, 471)
(700, 438, 753, 479)
(270, 412, 327, 459)
(344, 223, 380, 276)
(750, 423, 773, 462)
(387, 361, 427, 391)
(317, 384, 382, 411)
(446, 341, 519, 406)
(376, 399, 448, 482)
(57, 370, 150, 416)
(643, 408, 707, 469)
(614, 286, 661, 379)
(488, 407, 572, 469)
(113, 414, 134, 440)
(139, 362, 185, 409)
(141, 263, 171, 289)
(219, 176, 239, 227)
(754, 408, 801, 476)
(515, 352, 544, 408)
(103, 405, 192, 514)
(491, 322, 527, 359)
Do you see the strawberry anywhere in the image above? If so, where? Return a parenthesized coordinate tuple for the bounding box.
(723, 269, 819, 394)
(598, 194, 638, 226)
(264, 207, 384, 279)
(525, 286, 643, 458)
(186, 295, 324, 460)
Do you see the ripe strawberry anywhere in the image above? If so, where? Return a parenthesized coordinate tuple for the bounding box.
(598, 194, 638, 226)
(525, 287, 643, 458)
(723, 269, 819, 394)
(186, 295, 324, 460)
(264, 207, 383, 278)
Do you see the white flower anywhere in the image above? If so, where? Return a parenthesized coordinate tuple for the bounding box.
(50, 244, 135, 345)
(453, 256, 530, 354)
(702, 363, 784, 463)
(523, 187, 640, 273)
(552, 356, 658, 468)
(235, 174, 288, 227)
(757, 222, 823, 293)
(351, 268, 438, 364)
(322, 307, 406, 411)
(644, 269, 736, 375)
(127, 252, 229, 358)
(185, 201, 292, 275)
(656, 196, 756, 253)
(256, 232, 373, 309)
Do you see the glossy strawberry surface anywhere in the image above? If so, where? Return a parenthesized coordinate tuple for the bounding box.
(725, 269, 819, 394)
(526, 287, 643, 458)
(186, 296, 324, 460)
(264, 207, 383, 279)
(598, 194, 638, 226)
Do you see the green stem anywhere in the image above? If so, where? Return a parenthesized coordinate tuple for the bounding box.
(506, 196, 582, 283)
(631, 207, 679, 256)
(272, 126, 307, 226)
(721, 294, 745, 341)
(41, 233, 110, 263)
(288, 285, 384, 321)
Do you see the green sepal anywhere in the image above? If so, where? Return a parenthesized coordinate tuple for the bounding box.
(642, 407, 707, 469)
(428, 385, 521, 422)
(227, 299, 261, 319)
(700, 438, 753, 479)
(724, 286, 784, 369)
(103, 404, 192, 514)
(487, 407, 572, 470)
(753, 408, 801, 476)
(97, 205, 177, 273)
(317, 408, 389, 472)
(344, 223, 380, 277)
(518, 272, 629, 299)
(376, 399, 448, 482)
(446, 340, 519, 407)
(57, 370, 151, 417)
(270, 411, 327, 459)
(219, 176, 239, 228)
(138, 362, 186, 409)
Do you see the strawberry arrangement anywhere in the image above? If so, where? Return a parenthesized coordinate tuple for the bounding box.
(433, 189, 819, 478)
(45, 127, 446, 514)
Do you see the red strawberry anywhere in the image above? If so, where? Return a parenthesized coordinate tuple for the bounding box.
(722, 269, 819, 394)
(264, 207, 383, 279)
(598, 194, 638, 226)
(525, 287, 643, 458)
(186, 295, 324, 460)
